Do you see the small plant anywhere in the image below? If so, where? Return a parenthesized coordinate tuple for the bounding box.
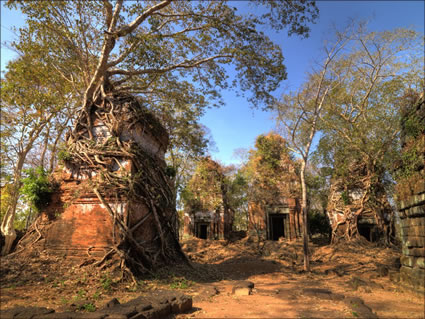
(60, 297, 69, 305)
(20, 167, 54, 212)
(82, 303, 96, 312)
(100, 275, 112, 291)
(58, 148, 72, 162)
(170, 278, 192, 290)
(92, 290, 101, 300)
(74, 289, 86, 301)
(352, 311, 359, 317)
(340, 190, 350, 205)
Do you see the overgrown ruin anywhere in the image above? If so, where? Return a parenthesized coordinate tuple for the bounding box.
(395, 92, 425, 293)
(247, 133, 302, 241)
(15, 92, 186, 275)
(182, 157, 233, 240)
(249, 198, 302, 240)
(326, 164, 393, 244)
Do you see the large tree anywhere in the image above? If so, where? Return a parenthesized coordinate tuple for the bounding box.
(274, 26, 351, 270)
(3, 1, 318, 269)
(276, 23, 423, 253)
(316, 26, 424, 244)
(0, 53, 77, 255)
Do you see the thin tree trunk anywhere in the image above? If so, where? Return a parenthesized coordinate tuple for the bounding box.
(40, 125, 51, 170)
(1, 115, 53, 255)
(300, 160, 310, 272)
(1, 156, 25, 255)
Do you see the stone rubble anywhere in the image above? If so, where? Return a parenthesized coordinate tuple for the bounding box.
(0, 291, 192, 319)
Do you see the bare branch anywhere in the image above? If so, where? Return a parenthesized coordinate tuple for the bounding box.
(115, 0, 171, 37)
(109, 54, 233, 76)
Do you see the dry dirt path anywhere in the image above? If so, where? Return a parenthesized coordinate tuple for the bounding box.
(178, 238, 424, 319)
(1, 237, 424, 318)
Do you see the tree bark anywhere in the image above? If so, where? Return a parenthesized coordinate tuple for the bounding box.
(300, 160, 310, 272)
(1, 156, 24, 255)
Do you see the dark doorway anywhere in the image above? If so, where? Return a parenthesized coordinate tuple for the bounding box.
(269, 214, 285, 240)
(198, 224, 208, 239)
(358, 224, 377, 242)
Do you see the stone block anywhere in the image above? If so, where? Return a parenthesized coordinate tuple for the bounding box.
(400, 216, 425, 227)
(0, 307, 55, 319)
(232, 281, 254, 296)
(397, 193, 425, 210)
(403, 236, 425, 247)
(401, 225, 425, 237)
(170, 295, 192, 314)
(143, 303, 171, 319)
(233, 287, 252, 296)
(33, 312, 75, 319)
(389, 270, 400, 283)
(402, 246, 425, 257)
(401, 255, 415, 267)
(406, 205, 425, 217)
(400, 266, 425, 288)
(402, 256, 425, 269)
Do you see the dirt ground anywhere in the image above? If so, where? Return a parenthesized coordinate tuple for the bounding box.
(1, 236, 424, 318)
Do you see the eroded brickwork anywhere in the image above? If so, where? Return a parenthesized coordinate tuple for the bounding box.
(36, 102, 173, 258)
(396, 93, 425, 292)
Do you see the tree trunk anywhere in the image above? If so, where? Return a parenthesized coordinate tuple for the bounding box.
(0, 115, 53, 255)
(40, 125, 51, 170)
(1, 155, 25, 255)
(300, 160, 310, 272)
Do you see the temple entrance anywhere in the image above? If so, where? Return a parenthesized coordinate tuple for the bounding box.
(268, 214, 286, 240)
(358, 224, 378, 242)
(196, 223, 209, 239)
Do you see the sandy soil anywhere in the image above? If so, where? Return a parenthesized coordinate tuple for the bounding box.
(177, 237, 424, 319)
(1, 236, 424, 318)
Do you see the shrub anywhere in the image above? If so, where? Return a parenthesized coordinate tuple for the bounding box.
(20, 167, 54, 212)
(308, 209, 331, 237)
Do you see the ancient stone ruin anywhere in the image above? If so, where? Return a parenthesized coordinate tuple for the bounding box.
(0, 291, 193, 319)
(249, 198, 302, 240)
(183, 210, 233, 240)
(395, 92, 425, 293)
(182, 157, 233, 240)
(17, 92, 185, 273)
(247, 133, 302, 241)
(326, 165, 393, 244)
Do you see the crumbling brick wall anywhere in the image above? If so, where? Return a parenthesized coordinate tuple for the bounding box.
(248, 198, 302, 240)
(23, 101, 174, 259)
(396, 93, 425, 292)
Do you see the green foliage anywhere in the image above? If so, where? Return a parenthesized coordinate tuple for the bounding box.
(396, 92, 425, 181)
(20, 167, 53, 212)
(92, 290, 101, 300)
(244, 133, 300, 205)
(308, 210, 331, 237)
(169, 278, 192, 290)
(227, 171, 249, 231)
(82, 303, 96, 312)
(255, 134, 289, 169)
(58, 148, 72, 162)
(340, 191, 350, 206)
(100, 274, 112, 292)
(182, 157, 224, 212)
(309, 26, 424, 206)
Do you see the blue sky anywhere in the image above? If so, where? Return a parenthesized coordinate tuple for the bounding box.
(201, 0, 424, 166)
(1, 1, 424, 166)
